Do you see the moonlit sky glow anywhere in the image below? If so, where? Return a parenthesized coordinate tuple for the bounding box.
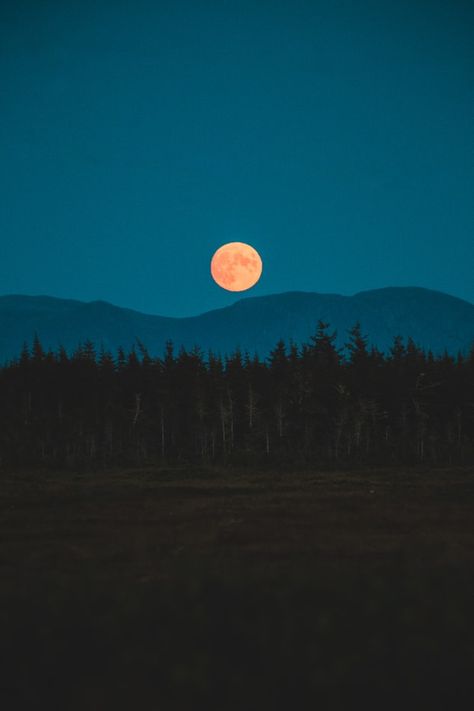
(1, 0, 473, 315)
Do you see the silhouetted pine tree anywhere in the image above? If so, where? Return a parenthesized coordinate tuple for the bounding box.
(0, 328, 472, 469)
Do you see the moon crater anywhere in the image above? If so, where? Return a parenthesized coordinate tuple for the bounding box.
(211, 242, 263, 292)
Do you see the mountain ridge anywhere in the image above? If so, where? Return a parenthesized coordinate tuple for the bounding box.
(0, 287, 473, 361)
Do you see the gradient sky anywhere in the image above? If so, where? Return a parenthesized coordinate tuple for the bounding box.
(1, 0, 473, 316)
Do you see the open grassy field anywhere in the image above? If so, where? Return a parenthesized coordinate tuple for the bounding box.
(1, 465, 474, 710)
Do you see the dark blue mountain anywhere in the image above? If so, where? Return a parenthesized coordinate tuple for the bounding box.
(0, 287, 473, 362)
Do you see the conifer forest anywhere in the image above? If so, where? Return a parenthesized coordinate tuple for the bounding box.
(2, 322, 473, 470)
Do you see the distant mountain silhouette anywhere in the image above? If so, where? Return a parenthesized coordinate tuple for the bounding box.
(0, 287, 473, 362)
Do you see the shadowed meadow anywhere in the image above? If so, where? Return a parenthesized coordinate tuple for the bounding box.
(1, 465, 474, 710)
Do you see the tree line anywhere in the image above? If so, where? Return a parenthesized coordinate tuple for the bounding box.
(0, 322, 473, 469)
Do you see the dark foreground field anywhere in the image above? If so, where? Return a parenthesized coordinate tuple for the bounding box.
(1, 466, 474, 710)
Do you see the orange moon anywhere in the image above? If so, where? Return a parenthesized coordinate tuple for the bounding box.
(210, 242, 263, 292)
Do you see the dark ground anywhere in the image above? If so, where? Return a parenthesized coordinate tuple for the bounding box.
(1, 465, 474, 710)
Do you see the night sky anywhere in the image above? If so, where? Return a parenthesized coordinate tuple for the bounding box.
(1, 0, 473, 316)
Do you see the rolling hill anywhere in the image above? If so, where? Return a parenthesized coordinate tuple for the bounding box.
(0, 287, 473, 362)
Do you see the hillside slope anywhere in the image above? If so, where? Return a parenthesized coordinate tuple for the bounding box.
(0, 287, 473, 361)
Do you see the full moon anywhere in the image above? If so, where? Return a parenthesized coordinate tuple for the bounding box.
(210, 242, 263, 292)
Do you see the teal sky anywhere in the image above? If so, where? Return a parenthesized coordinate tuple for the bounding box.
(1, 0, 473, 316)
